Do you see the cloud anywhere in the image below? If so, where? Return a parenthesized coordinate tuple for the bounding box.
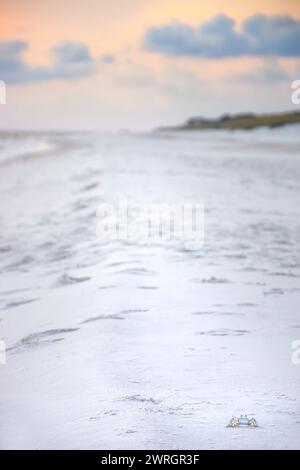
(0, 40, 28, 57)
(53, 41, 92, 63)
(0, 40, 96, 84)
(237, 59, 290, 84)
(113, 60, 155, 87)
(143, 14, 300, 58)
(100, 53, 115, 64)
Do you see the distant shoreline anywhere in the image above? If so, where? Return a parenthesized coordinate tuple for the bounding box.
(158, 111, 300, 131)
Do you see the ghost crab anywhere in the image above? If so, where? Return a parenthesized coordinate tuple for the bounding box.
(227, 415, 258, 428)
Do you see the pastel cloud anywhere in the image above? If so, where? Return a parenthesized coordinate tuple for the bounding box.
(237, 59, 290, 84)
(143, 13, 300, 58)
(100, 53, 115, 64)
(0, 40, 96, 84)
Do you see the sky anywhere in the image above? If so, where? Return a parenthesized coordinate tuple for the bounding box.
(0, 0, 300, 130)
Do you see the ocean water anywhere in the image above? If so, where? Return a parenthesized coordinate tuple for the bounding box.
(0, 127, 300, 449)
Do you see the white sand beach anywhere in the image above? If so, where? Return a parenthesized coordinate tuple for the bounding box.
(0, 127, 300, 449)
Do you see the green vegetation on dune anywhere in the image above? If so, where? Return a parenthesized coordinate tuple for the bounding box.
(160, 111, 300, 131)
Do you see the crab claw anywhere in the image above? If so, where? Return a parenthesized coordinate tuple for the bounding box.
(227, 417, 239, 428)
(249, 418, 258, 427)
